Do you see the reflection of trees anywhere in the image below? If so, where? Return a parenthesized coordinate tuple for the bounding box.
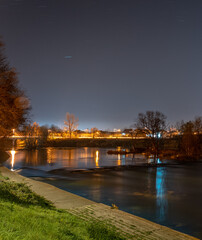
(24, 149, 48, 166)
(47, 148, 74, 166)
(47, 148, 77, 168)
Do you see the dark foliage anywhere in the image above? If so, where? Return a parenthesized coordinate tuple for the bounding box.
(179, 118, 202, 159)
(0, 40, 30, 137)
(87, 221, 125, 240)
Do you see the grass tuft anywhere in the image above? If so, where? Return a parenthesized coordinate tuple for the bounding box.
(88, 222, 125, 240)
(0, 180, 54, 209)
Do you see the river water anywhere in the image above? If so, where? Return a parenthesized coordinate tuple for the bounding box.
(4, 147, 202, 239)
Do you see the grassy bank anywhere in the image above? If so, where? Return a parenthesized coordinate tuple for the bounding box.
(0, 173, 125, 240)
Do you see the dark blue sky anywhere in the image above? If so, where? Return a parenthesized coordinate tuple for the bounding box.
(0, 0, 201, 130)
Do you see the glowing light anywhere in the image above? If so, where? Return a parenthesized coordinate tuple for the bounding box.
(117, 154, 121, 165)
(95, 150, 99, 167)
(156, 167, 167, 221)
(10, 150, 16, 171)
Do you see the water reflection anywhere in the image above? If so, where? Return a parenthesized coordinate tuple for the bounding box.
(47, 148, 52, 165)
(95, 150, 99, 167)
(122, 154, 126, 165)
(25, 150, 48, 166)
(41, 164, 202, 239)
(10, 150, 16, 171)
(5, 147, 159, 171)
(4, 147, 202, 238)
(117, 154, 121, 165)
(156, 167, 167, 222)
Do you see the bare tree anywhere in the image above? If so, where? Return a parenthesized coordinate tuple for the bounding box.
(136, 111, 167, 136)
(91, 127, 99, 138)
(135, 111, 167, 157)
(193, 116, 202, 135)
(64, 113, 78, 138)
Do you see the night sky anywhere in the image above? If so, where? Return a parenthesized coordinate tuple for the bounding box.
(0, 0, 201, 130)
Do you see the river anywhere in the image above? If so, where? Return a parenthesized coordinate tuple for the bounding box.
(4, 147, 202, 239)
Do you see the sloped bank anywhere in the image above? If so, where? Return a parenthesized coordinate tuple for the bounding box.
(0, 166, 198, 240)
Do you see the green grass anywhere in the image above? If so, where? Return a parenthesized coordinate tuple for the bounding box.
(0, 180, 54, 209)
(0, 175, 125, 240)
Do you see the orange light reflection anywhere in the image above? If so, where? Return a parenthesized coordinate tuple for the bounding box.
(95, 150, 99, 167)
(117, 154, 121, 166)
(11, 150, 16, 171)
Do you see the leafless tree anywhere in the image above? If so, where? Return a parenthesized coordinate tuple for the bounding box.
(135, 111, 167, 157)
(136, 111, 167, 136)
(193, 116, 202, 135)
(64, 113, 78, 138)
(91, 127, 99, 138)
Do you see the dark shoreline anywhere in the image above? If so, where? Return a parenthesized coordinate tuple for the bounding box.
(1, 137, 202, 160)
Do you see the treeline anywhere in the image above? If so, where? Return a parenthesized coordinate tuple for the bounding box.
(46, 136, 201, 160)
(10, 112, 202, 160)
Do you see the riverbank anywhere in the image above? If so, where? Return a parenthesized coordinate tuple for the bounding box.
(0, 168, 124, 240)
(23, 137, 202, 160)
(2, 136, 201, 160)
(0, 166, 198, 240)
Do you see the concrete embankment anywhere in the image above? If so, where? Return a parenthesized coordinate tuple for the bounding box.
(0, 166, 198, 240)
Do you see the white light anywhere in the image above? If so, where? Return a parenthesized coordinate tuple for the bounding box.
(11, 150, 16, 171)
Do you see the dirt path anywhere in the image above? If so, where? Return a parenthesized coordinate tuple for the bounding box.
(0, 166, 198, 240)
